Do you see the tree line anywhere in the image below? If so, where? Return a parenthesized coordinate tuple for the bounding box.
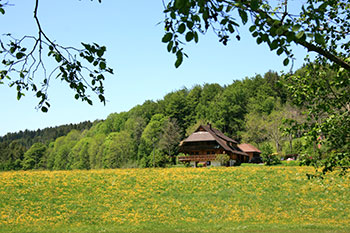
(1, 69, 311, 171)
(2, 64, 349, 172)
(0, 121, 93, 170)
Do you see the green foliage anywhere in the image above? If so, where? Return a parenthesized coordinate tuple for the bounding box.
(241, 112, 267, 146)
(260, 144, 281, 166)
(137, 114, 168, 166)
(148, 149, 171, 168)
(0, 120, 92, 151)
(286, 62, 350, 174)
(0, 140, 25, 170)
(299, 153, 317, 167)
(163, 0, 350, 72)
(0, 70, 302, 171)
(195, 83, 223, 121)
(47, 130, 82, 170)
(161, 0, 350, 174)
(70, 137, 93, 170)
(1, 0, 113, 112)
(102, 131, 135, 168)
(158, 118, 182, 158)
(161, 89, 189, 130)
(216, 154, 230, 166)
(281, 160, 300, 166)
(21, 143, 47, 170)
(211, 82, 248, 137)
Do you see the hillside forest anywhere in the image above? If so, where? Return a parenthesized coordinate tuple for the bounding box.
(0, 65, 346, 171)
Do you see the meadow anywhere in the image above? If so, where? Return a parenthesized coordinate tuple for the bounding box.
(0, 166, 349, 233)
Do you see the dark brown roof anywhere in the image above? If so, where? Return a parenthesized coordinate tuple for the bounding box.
(238, 143, 261, 153)
(202, 125, 238, 143)
(183, 124, 248, 156)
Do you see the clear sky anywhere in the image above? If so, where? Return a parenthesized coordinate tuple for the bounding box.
(0, 0, 310, 136)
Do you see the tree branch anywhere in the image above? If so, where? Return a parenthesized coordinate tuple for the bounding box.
(297, 40, 350, 71)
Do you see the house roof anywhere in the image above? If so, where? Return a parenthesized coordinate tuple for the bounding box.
(184, 131, 216, 142)
(202, 125, 238, 144)
(238, 143, 261, 153)
(182, 124, 248, 156)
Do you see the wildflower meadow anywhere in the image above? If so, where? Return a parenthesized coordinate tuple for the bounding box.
(0, 166, 349, 232)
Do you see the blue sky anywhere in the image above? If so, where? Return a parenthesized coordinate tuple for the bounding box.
(0, 0, 309, 136)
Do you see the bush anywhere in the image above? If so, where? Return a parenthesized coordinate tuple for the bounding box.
(298, 153, 315, 166)
(216, 154, 230, 166)
(281, 160, 300, 166)
(260, 144, 281, 166)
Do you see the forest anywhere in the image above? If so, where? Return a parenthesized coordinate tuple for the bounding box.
(0, 65, 347, 171)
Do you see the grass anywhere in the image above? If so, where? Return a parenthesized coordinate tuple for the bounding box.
(0, 166, 349, 232)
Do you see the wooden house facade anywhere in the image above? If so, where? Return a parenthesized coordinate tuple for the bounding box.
(178, 124, 248, 167)
(238, 143, 262, 162)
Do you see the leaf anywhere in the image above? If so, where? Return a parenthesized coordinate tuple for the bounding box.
(175, 51, 183, 68)
(36, 91, 42, 98)
(315, 33, 325, 46)
(81, 42, 90, 50)
(178, 23, 186, 34)
(55, 54, 62, 63)
(16, 52, 25, 59)
(276, 26, 284, 36)
(0, 8, 5, 15)
(186, 21, 194, 29)
(270, 40, 278, 50)
(185, 32, 194, 42)
(97, 49, 104, 57)
(98, 94, 105, 102)
(296, 31, 305, 40)
(283, 58, 289, 66)
(10, 46, 16, 54)
(256, 37, 262, 44)
(175, 56, 183, 68)
(250, 0, 259, 11)
(228, 24, 235, 33)
(175, 0, 185, 9)
(249, 25, 256, 32)
(292, 24, 301, 32)
(86, 56, 94, 63)
(99, 62, 106, 70)
(162, 33, 173, 43)
(238, 9, 248, 24)
(167, 41, 173, 52)
(277, 47, 284, 55)
(194, 31, 199, 43)
(41, 106, 48, 113)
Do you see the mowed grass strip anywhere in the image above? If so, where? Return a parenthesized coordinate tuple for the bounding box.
(0, 166, 349, 232)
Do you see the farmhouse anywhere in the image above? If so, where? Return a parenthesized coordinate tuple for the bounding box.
(178, 124, 248, 167)
(238, 143, 262, 162)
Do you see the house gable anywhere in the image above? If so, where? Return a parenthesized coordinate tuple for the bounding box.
(179, 124, 248, 165)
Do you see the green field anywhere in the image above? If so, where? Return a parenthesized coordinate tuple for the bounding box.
(0, 166, 349, 232)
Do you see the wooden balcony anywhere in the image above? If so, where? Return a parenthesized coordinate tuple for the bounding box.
(178, 154, 217, 162)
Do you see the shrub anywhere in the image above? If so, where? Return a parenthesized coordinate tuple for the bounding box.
(216, 154, 230, 166)
(260, 144, 281, 166)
